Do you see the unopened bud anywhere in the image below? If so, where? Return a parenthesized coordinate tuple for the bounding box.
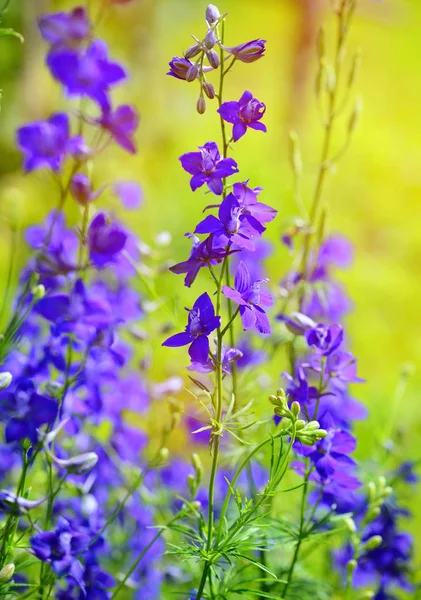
(192, 453, 203, 476)
(363, 535, 382, 551)
(52, 451, 98, 475)
(187, 473, 196, 495)
(305, 421, 320, 431)
(206, 4, 220, 24)
(295, 419, 306, 431)
(206, 49, 219, 69)
(70, 173, 93, 206)
(186, 64, 199, 82)
(0, 564, 15, 583)
(358, 592, 375, 600)
(0, 372, 12, 390)
(269, 395, 278, 406)
(291, 401, 300, 418)
(316, 429, 327, 439)
(346, 559, 357, 576)
(171, 412, 181, 430)
(158, 447, 169, 463)
(344, 516, 357, 533)
(203, 81, 215, 99)
(367, 482, 376, 502)
(366, 506, 381, 522)
(205, 29, 217, 49)
(197, 95, 206, 115)
(32, 284, 45, 301)
(185, 44, 202, 59)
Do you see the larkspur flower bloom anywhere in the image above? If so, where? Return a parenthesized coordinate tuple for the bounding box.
(223, 39, 266, 63)
(47, 40, 126, 111)
(231, 181, 277, 224)
(162, 293, 221, 363)
(38, 7, 91, 51)
(87, 213, 128, 268)
(305, 323, 344, 355)
(195, 194, 265, 251)
(218, 91, 267, 142)
(169, 233, 230, 287)
(179, 141, 238, 195)
(16, 113, 70, 172)
(0, 378, 57, 444)
(222, 261, 272, 334)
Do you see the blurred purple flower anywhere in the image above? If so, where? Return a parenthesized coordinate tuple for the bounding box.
(170, 233, 229, 288)
(87, 213, 128, 268)
(47, 40, 126, 111)
(38, 7, 90, 51)
(114, 181, 142, 209)
(16, 113, 70, 173)
(98, 104, 139, 153)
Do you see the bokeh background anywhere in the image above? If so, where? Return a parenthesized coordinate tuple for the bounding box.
(1, 0, 420, 566)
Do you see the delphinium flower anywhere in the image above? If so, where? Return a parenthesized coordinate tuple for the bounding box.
(222, 261, 272, 334)
(218, 91, 267, 141)
(16, 113, 70, 172)
(179, 141, 238, 194)
(163, 293, 221, 363)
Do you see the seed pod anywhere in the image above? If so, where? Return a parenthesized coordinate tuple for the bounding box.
(206, 49, 219, 69)
(0, 564, 15, 583)
(203, 81, 215, 99)
(291, 401, 301, 417)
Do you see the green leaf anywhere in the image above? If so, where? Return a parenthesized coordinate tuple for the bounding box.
(0, 27, 23, 42)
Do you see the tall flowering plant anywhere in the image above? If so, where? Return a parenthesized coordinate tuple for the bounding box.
(0, 1, 418, 600)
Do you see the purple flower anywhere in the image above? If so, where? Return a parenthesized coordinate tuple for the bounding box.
(231, 181, 276, 225)
(47, 40, 126, 111)
(169, 233, 230, 288)
(195, 194, 265, 251)
(31, 517, 88, 588)
(97, 104, 139, 154)
(0, 378, 57, 444)
(179, 142, 238, 195)
(223, 39, 266, 63)
(188, 344, 243, 375)
(283, 367, 318, 406)
(305, 323, 344, 355)
(38, 7, 90, 51)
(87, 213, 128, 268)
(16, 113, 70, 173)
(218, 91, 266, 142)
(300, 424, 357, 481)
(162, 293, 221, 363)
(167, 57, 196, 81)
(70, 174, 96, 206)
(114, 181, 142, 209)
(222, 262, 272, 334)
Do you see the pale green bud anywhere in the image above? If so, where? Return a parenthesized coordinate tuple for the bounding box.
(0, 563, 15, 583)
(192, 453, 203, 479)
(315, 428, 327, 439)
(366, 506, 381, 522)
(358, 591, 375, 600)
(346, 559, 357, 576)
(187, 474, 196, 496)
(363, 535, 382, 551)
(32, 284, 46, 301)
(0, 372, 12, 390)
(344, 516, 357, 534)
(291, 401, 300, 418)
(367, 481, 376, 503)
(305, 420, 320, 432)
(295, 419, 306, 431)
(269, 394, 278, 406)
(158, 447, 169, 464)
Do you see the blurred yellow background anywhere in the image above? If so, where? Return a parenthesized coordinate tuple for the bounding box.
(1, 0, 420, 560)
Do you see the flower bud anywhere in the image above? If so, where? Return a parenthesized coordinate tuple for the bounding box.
(358, 592, 375, 600)
(185, 43, 202, 59)
(187, 473, 196, 496)
(54, 452, 99, 475)
(206, 49, 219, 69)
(204, 29, 217, 49)
(196, 95, 206, 115)
(344, 516, 357, 533)
(367, 481, 376, 503)
(348, 96, 363, 134)
(295, 419, 306, 431)
(0, 491, 47, 515)
(158, 447, 169, 463)
(305, 420, 320, 431)
(0, 372, 12, 390)
(363, 535, 382, 551)
(203, 81, 215, 99)
(70, 173, 94, 206)
(32, 284, 46, 301)
(186, 64, 199, 82)
(269, 394, 278, 406)
(366, 506, 381, 522)
(316, 429, 327, 439)
(206, 4, 220, 24)
(346, 559, 357, 576)
(291, 401, 300, 418)
(192, 453, 203, 477)
(0, 564, 15, 583)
